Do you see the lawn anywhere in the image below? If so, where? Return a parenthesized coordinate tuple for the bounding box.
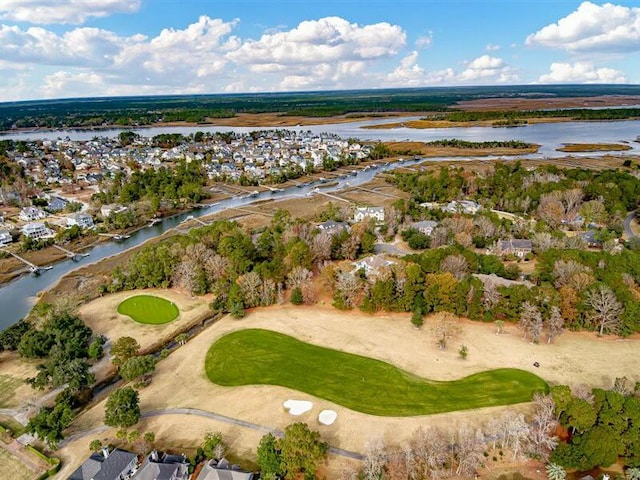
(117, 295, 179, 325)
(205, 329, 548, 417)
(0, 448, 35, 480)
(0, 375, 24, 409)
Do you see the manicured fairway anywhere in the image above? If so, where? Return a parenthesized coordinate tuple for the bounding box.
(205, 329, 548, 416)
(117, 295, 179, 325)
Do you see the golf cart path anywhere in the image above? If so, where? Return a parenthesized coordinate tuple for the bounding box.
(61, 407, 364, 460)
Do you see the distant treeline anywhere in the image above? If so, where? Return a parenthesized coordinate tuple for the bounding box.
(2, 84, 640, 129)
(424, 139, 534, 149)
(446, 108, 640, 122)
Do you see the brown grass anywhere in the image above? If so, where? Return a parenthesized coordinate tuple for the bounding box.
(59, 303, 639, 477)
(456, 95, 640, 111)
(556, 143, 632, 153)
(364, 117, 571, 130)
(384, 141, 539, 156)
(0, 448, 35, 480)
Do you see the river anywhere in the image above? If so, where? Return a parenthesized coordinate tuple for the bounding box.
(1, 117, 640, 328)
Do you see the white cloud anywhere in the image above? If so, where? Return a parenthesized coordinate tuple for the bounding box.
(485, 43, 501, 52)
(415, 32, 433, 49)
(0, 0, 141, 25)
(228, 17, 406, 67)
(459, 55, 518, 82)
(538, 62, 627, 83)
(526, 1, 640, 53)
(385, 52, 514, 87)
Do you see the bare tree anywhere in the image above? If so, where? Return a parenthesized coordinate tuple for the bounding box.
(286, 266, 312, 290)
(335, 271, 362, 308)
(430, 226, 451, 248)
(259, 278, 277, 306)
(571, 384, 594, 404)
(440, 254, 469, 281)
(410, 427, 449, 480)
(546, 306, 564, 343)
(385, 206, 402, 236)
(537, 189, 583, 228)
(237, 271, 262, 308)
(529, 393, 558, 460)
(204, 254, 230, 283)
(496, 411, 531, 460)
(434, 313, 459, 350)
(532, 232, 564, 253)
(585, 285, 623, 336)
(519, 301, 543, 343)
(552, 260, 593, 289)
(311, 232, 332, 267)
(455, 427, 485, 476)
(474, 215, 499, 240)
(362, 437, 387, 480)
(612, 376, 635, 396)
(172, 258, 199, 296)
(483, 281, 502, 311)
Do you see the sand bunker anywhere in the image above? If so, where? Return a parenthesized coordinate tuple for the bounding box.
(318, 410, 338, 425)
(283, 399, 313, 416)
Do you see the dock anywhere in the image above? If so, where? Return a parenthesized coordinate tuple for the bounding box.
(310, 189, 352, 204)
(1, 249, 52, 275)
(98, 233, 130, 241)
(52, 244, 90, 261)
(184, 215, 210, 227)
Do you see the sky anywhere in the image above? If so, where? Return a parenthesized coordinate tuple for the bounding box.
(0, 0, 639, 102)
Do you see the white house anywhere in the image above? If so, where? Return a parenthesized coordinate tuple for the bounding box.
(67, 213, 94, 229)
(100, 204, 127, 218)
(411, 220, 438, 235)
(22, 222, 53, 240)
(0, 230, 12, 247)
(442, 200, 481, 215)
(19, 207, 46, 222)
(353, 206, 385, 223)
(352, 255, 395, 276)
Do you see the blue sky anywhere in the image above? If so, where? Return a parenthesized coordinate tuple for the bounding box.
(0, 0, 639, 101)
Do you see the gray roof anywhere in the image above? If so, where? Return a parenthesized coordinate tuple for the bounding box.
(196, 459, 254, 480)
(68, 455, 103, 480)
(498, 239, 532, 250)
(93, 449, 137, 480)
(133, 462, 188, 480)
(411, 220, 438, 229)
(132, 451, 189, 480)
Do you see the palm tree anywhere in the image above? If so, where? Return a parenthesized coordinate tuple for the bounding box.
(626, 467, 640, 480)
(546, 463, 567, 480)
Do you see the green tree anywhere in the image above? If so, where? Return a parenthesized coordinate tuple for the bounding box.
(26, 400, 73, 448)
(88, 336, 106, 360)
(201, 431, 226, 459)
(111, 336, 140, 366)
(545, 463, 567, 480)
(257, 433, 282, 480)
(119, 355, 156, 381)
(278, 422, 328, 480)
(105, 387, 140, 428)
(290, 287, 304, 305)
(89, 439, 102, 452)
(411, 309, 424, 328)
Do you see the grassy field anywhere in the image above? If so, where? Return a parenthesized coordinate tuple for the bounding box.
(0, 375, 24, 409)
(205, 329, 548, 416)
(0, 448, 35, 480)
(556, 143, 633, 152)
(117, 294, 179, 325)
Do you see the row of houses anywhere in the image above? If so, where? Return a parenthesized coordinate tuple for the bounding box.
(69, 448, 254, 480)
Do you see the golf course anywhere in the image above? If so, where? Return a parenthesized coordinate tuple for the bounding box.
(205, 329, 548, 416)
(117, 294, 180, 325)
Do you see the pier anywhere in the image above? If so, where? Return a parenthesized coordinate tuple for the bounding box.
(1, 249, 52, 275)
(52, 244, 90, 261)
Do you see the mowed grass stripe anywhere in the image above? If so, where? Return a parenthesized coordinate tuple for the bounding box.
(117, 295, 179, 325)
(0, 375, 23, 409)
(205, 329, 548, 417)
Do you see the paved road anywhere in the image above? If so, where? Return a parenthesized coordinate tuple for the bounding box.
(374, 242, 411, 256)
(60, 407, 364, 460)
(624, 211, 638, 239)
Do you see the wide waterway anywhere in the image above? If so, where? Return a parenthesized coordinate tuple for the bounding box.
(1, 117, 640, 328)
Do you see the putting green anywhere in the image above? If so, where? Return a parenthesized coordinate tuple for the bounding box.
(117, 295, 179, 325)
(205, 329, 548, 417)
